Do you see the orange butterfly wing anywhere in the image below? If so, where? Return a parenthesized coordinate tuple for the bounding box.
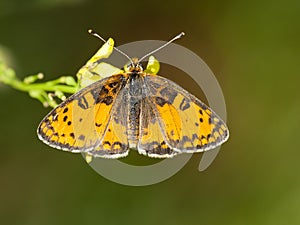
(137, 74, 229, 158)
(37, 74, 130, 157)
(138, 96, 179, 158)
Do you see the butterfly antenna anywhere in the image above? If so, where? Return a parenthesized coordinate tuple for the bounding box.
(88, 29, 134, 65)
(138, 32, 185, 63)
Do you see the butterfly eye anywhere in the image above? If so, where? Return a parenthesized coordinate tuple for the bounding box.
(124, 62, 132, 72)
(136, 63, 143, 71)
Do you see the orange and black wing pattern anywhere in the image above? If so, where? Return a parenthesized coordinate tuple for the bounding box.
(37, 74, 130, 158)
(137, 74, 229, 158)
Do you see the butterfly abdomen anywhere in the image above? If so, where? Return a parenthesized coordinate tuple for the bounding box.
(127, 74, 143, 148)
(127, 99, 141, 148)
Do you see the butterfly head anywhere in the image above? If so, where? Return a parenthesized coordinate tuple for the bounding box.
(126, 57, 143, 73)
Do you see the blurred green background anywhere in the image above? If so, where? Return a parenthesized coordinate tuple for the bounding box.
(1, 0, 300, 224)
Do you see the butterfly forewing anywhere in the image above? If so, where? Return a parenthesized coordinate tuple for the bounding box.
(138, 74, 229, 154)
(37, 74, 129, 156)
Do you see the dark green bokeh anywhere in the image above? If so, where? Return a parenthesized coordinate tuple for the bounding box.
(1, 0, 300, 224)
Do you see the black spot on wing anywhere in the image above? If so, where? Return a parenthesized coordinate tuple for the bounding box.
(192, 133, 198, 141)
(102, 96, 113, 105)
(78, 135, 85, 141)
(103, 141, 111, 146)
(99, 87, 109, 96)
(112, 142, 124, 150)
(179, 97, 190, 111)
(159, 87, 177, 104)
(207, 134, 211, 140)
(63, 107, 68, 113)
(155, 97, 168, 107)
(77, 95, 89, 109)
(52, 113, 58, 121)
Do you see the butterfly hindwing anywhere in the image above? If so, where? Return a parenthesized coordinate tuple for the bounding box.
(138, 96, 179, 158)
(139, 74, 229, 154)
(87, 87, 129, 158)
(37, 74, 129, 156)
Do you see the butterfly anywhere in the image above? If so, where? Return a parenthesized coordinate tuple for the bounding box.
(37, 31, 229, 159)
